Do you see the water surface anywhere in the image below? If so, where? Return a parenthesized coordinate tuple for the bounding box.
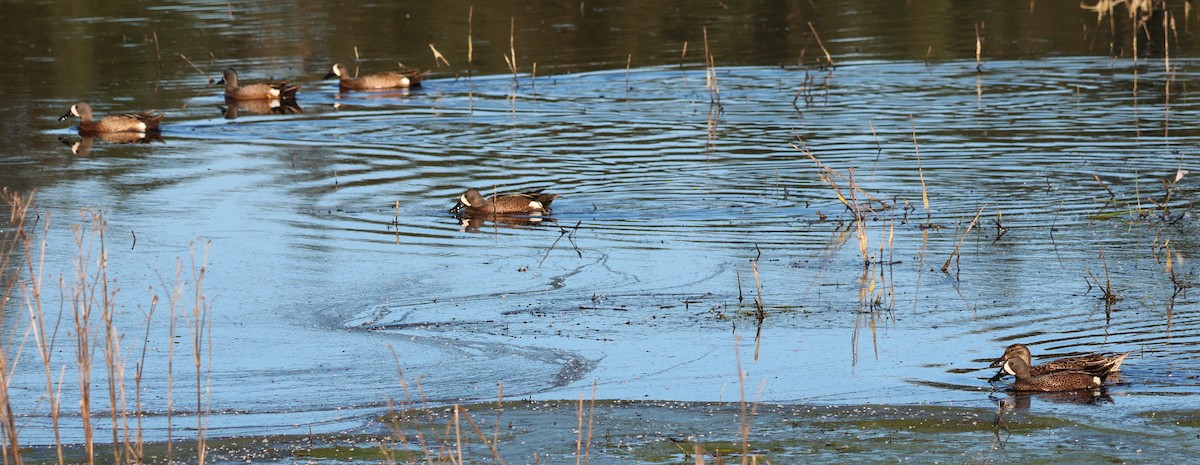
(2, 0, 1200, 462)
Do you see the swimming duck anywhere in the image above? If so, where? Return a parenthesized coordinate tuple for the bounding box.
(1002, 357, 1108, 392)
(219, 67, 300, 100)
(324, 63, 428, 90)
(449, 189, 557, 216)
(988, 343, 1128, 382)
(59, 102, 164, 133)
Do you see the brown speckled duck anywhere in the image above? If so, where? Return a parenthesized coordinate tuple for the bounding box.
(59, 102, 163, 133)
(988, 343, 1129, 382)
(219, 67, 300, 100)
(324, 63, 428, 90)
(449, 189, 557, 216)
(1002, 357, 1108, 392)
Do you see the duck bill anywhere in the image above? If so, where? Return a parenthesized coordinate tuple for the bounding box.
(448, 202, 465, 214)
(58, 110, 73, 122)
(322, 71, 339, 80)
(987, 356, 1006, 368)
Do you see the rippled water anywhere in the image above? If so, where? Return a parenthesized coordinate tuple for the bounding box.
(3, 0, 1200, 462)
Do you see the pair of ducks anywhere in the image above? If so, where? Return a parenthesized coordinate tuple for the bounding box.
(59, 63, 430, 133)
(989, 343, 1129, 392)
(218, 64, 430, 100)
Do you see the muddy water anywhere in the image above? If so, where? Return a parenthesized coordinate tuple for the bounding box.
(3, 0, 1200, 462)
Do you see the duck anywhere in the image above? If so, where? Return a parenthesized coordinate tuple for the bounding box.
(449, 189, 557, 216)
(219, 67, 300, 100)
(1002, 357, 1108, 392)
(324, 63, 428, 90)
(988, 343, 1128, 382)
(59, 102, 164, 133)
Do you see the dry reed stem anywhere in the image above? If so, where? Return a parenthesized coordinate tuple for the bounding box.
(493, 382, 504, 460)
(453, 405, 463, 464)
(1164, 7, 1170, 138)
(505, 17, 518, 79)
(134, 296, 158, 464)
(909, 116, 932, 226)
(735, 337, 749, 464)
(974, 22, 984, 72)
(101, 254, 124, 465)
(703, 28, 720, 104)
(625, 54, 632, 91)
(387, 348, 434, 459)
(886, 208, 896, 310)
(69, 211, 101, 465)
(992, 207, 1008, 243)
(751, 260, 764, 319)
(795, 140, 889, 210)
(807, 22, 835, 67)
(153, 31, 162, 67)
(575, 390, 584, 465)
(584, 381, 598, 464)
(192, 242, 212, 465)
(0, 189, 32, 465)
(163, 259, 181, 463)
(848, 168, 871, 265)
(1101, 245, 1116, 304)
(868, 121, 880, 153)
(179, 53, 207, 77)
(457, 408, 507, 464)
(18, 192, 65, 465)
(941, 204, 988, 274)
(467, 7, 475, 114)
(1094, 174, 1116, 201)
(428, 43, 451, 67)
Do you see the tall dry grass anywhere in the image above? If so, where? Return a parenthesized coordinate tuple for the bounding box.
(0, 189, 212, 464)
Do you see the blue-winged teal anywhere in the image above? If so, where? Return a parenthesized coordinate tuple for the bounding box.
(1002, 357, 1108, 392)
(449, 189, 557, 216)
(324, 63, 428, 90)
(59, 102, 164, 133)
(988, 343, 1128, 382)
(219, 67, 300, 100)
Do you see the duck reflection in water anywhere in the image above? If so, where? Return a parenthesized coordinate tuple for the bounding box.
(58, 132, 164, 157)
(221, 99, 302, 119)
(996, 389, 1116, 410)
(457, 215, 554, 233)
